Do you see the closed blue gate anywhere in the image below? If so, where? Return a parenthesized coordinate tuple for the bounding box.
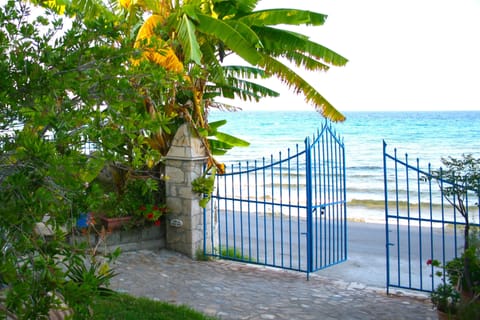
(204, 122, 347, 276)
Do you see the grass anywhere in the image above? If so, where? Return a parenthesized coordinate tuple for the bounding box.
(92, 293, 217, 320)
(195, 248, 213, 261)
(220, 247, 255, 262)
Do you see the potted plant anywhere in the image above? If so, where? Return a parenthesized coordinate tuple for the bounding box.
(87, 173, 167, 231)
(83, 178, 137, 231)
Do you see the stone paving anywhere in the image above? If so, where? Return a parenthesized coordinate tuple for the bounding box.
(110, 249, 438, 320)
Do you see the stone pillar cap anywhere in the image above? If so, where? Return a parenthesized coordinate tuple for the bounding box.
(165, 123, 208, 160)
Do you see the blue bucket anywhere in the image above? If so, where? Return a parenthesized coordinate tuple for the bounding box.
(76, 212, 91, 229)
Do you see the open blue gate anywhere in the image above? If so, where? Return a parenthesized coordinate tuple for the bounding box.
(204, 122, 347, 275)
(383, 142, 480, 293)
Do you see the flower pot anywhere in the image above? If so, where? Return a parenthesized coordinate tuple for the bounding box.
(100, 216, 132, 231)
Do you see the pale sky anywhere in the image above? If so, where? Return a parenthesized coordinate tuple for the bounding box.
(225, 0, 480, 112)
(12, 0, 480, 112)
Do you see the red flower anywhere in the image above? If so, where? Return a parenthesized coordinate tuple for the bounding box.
(153, 205, 159, 211)
(426, 259, 433, 265)
(146, 212, 155, 220)
(154, 220, 161, 226)
(139, 205, 146, 211)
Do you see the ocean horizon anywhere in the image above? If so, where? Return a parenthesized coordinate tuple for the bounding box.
(208, 110, 480, 223)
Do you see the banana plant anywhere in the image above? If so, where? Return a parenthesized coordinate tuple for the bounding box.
(30, 0, 348, 172)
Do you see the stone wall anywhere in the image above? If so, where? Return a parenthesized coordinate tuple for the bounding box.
(69, 224, 166, 254)
(67, 123, 217, 258)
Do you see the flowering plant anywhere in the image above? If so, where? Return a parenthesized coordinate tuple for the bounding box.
(137, 203, 167, 226)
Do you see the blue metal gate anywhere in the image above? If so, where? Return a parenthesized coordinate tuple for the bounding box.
(204, 122, 347, 276)
(383, 142, 480, 293)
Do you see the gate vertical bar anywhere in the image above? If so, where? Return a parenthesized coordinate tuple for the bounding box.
(383, 141, 391, 295)
(270, 154, 276, 266)
(342, 135, 348, 262)
(296, 145, 301, 269)
(405, 153, 412, 288)
(416, 158, 424, 290)
(305, 136, 313, 277)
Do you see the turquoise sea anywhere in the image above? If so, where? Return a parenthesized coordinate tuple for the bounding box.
(208, 110, 480, 222)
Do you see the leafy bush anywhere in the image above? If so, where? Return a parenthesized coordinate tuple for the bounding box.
(0, 2, 133, 317)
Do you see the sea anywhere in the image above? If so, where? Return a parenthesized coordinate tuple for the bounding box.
(208, 110, 480, 223)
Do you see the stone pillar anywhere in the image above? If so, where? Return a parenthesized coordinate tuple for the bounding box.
(164, 124, 216, 258)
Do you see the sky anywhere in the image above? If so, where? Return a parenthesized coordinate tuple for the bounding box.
(225, 0, 480, 112)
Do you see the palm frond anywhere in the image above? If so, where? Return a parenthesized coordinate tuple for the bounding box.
(214, 131, 249, 147)
(200, 42, 228, 85)
(207, 78, 279, 101)
(224, 20, 262, 48)
(260, 55, 345, 122)
(279, 51, 330, 72)
(177, 14, 202, 64)
(255, 26, 348, 67)
(237, 0, 259, 13)
(220, 0, 259, 15)
(207, 101, 243, 112)
(239, 9, 327, 27)
(208, 140, 230, 155)
(200, 120, 250, 156)
(222, 65, 269, 79)
(208, 119, 227, 129)
(194, 13, 263, 65)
